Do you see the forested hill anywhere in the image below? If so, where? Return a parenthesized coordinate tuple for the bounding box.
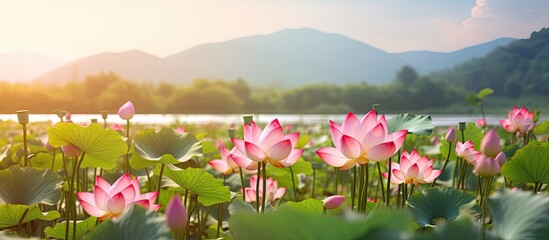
(431, 28, 549, 98)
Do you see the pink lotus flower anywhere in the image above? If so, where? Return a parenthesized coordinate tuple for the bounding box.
(244, 175, 285, 204)
(316, 111, 407, 170)
(231, 119, 303, 168)
(209, 147, 244, 175)
(473, 154, 504, 177)
(323, 195, 345, 209)
(455, 141, 480, 165)
(76, 174, 159, 221)
(118, 101, 135, 120)
(382, 150, 442, 186)
(476, 118, 486, 128)
(165, 195, 186, 231)
(500, 107, 534, 134)
(110, 123, 123, 131)
(175, 126, 186, 134)
(480, 130, 501, 157)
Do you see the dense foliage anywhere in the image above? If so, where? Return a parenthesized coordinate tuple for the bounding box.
(431, 28, 549, 98)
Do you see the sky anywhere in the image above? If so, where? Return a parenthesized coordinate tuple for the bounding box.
(0, 0, 548, 61)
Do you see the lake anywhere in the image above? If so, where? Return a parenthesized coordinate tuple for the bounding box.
(0, 113, 529, 127)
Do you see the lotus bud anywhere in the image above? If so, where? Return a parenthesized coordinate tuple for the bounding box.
(323, 195, 345, 209)
(16, 110, 29, 125)
(91, 118, 98, 124)
(62, 144, 82, 158)
(445, 127, 456, 143)
(480, 130, 501, 157)
(243, 115, 253, 126)
(473, 155, 500, 177)
(166, 195, 187, 231)
(495, 151, 507, 166)
(175, 126, 186, 134)
(118, 101, 135, 120)
(65, 112, 72, 122)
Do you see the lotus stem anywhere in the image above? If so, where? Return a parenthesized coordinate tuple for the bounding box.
(237, 167, 246, 202)
(216, 203, 223, 238)
(361, 164, 369, 214)
(376, 162, 386, 203)
(357, 165, 365, 212)
(156, 164, 165, 203)
(333, 167, 339, 195)
(17, 208, 30, 235)
(433, 142, 452, 187)
(408, 184, 415, 199)
(22, 124, 29, 167)
(261, 162, 267, 213)
(255, 163, 261, 212)
(185, 197, 197, 240)
(534, 182, 540, 194)
(125, 119, 132, 174)
(351, 166, 356, 209)
(312, 166, 316, 198)
(480, 101, 487, 132)
(289, 166, 298, 201)
(386, 157, 392, 208)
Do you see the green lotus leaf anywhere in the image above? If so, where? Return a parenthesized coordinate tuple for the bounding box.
(406, 188, 480, 227)
(133, 128, 202, 164)
(440, 122, 483, 161)
(30, 152, 64, 172)
(47, 123, 127, 169)
(228, 198, 256, 215)
(279, 198, 323, 214)
(533, 121, 549, 135)
(229, 205, 414, 240)
(387, 114, 435, 136)
(502, 141, 549, 184)
(487, 189, 549, 240)
(201, 140, 218, 154)
(0, 204, 60, 228)
(83, 205, 171, 240)
(267, 158, 313, 194)
(476, 88, 494, 99)
(44, 217, 97, 240)
(0, 166, 63, 205)
(417, 217, 498, 240)
(161, 166, 230, 206)
(129, 152, 156, 170)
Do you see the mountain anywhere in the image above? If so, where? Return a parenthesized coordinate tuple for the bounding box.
(31, 28, 517, 87)
(431, 28, 549, 98)
(35, 28, 407, 87)
(394, 38, 516, 74)
(0, 50, 65, 82)
(163, 28, 406, 87)
(36, 50, 166, 83)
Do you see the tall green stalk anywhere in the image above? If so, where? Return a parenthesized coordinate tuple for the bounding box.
(432, 142, 452, 187)
(289, 166, 298, 201)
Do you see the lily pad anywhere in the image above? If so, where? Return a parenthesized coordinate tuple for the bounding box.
(161, 166, 230, 206)
(44, 217, 97, 240)
(533, 121, 549, 135)
(0, 204, 60, 228)
(0, 166, 63, 205)
(84, 205, 171, 240)
(387, 114, 434, 136)
(30, 152, 64, 172)
(406, 188, 480, 227)
(47, 123, 127, 169)
(501, 141, 549, 184)
(279, 198, 323, 214)
(487, 189, 549, 240)
(133, 128, 202, 164)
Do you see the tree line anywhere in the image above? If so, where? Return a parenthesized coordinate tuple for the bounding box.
(0, 68, 472, 114)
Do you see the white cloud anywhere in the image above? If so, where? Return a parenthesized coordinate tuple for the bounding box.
(462, 0, 549, 40)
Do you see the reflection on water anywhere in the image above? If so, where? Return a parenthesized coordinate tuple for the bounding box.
(0, 113, 527, 127)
